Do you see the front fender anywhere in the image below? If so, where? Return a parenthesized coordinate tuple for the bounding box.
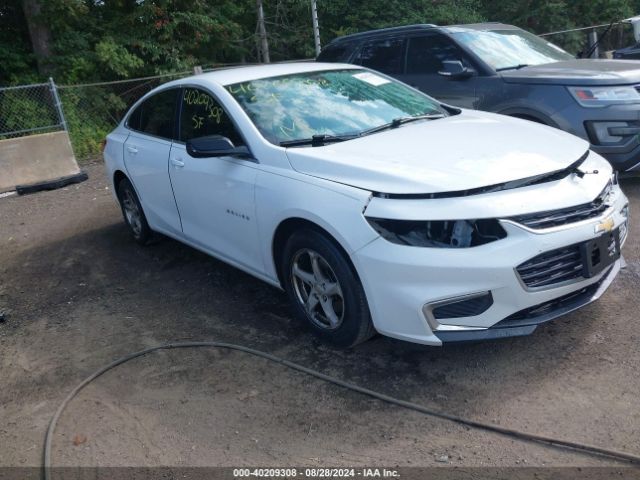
(254, 169, 376, 282)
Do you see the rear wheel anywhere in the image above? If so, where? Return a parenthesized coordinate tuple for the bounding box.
(282, 229, 375, 347)
(117, 177, 152, 245)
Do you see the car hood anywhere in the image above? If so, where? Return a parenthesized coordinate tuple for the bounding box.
(285, 111, 589, 195)
(500, 59, 640, 85)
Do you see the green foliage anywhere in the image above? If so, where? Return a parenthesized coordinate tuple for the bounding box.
(59, 88, 126, 159)
(480, 0, 636, 55)
(0, 0, 38, 84)
(320, 0, 484, 39)
(4, 0, 640, 159)
(95, 38, 145, 78)
(5, 0, 640, 84)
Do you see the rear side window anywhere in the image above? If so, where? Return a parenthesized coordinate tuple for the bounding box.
(127, 89, 178, 140)
(353, 38, 406, 74)
(179, 88, 244, 146)
(317, 43, 351, 62)
(406, 35, 470, 74)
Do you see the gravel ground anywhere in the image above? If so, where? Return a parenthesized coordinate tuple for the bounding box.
(0, 162, 639, 474)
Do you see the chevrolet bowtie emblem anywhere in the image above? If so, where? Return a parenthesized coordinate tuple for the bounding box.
(595, 217, 615, 234)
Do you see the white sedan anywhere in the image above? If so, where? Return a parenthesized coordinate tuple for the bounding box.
(104, 62, 629, 347)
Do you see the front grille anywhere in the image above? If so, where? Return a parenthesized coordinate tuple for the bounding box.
(516, 244, 584, 288)
(493, 275, 605, 328)
(508, 181, 612, 230)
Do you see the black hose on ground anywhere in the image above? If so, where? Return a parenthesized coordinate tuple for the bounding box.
(44, 341, 640, 479)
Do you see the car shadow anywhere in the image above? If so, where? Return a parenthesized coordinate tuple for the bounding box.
(2, 210, 625, 420)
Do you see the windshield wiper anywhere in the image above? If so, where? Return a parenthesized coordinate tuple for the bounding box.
(279, 113, 445, 147)
(360, 113, 446, 137)
(280, 133, 359, 147)
(495, 64, 530, 72)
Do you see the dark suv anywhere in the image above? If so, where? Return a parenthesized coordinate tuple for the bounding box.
(318, 23, 640, 172)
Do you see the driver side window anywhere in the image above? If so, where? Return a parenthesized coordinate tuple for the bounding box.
(406, 35, 471, 74)
(179, 88, 244, 146)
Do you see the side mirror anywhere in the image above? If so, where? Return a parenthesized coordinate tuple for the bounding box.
(438, 60, 473, 79)
(186, 135, 250, 158)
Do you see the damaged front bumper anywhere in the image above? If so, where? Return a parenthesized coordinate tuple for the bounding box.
(352, 155, 629, 346)
(432, 259, 621, 343)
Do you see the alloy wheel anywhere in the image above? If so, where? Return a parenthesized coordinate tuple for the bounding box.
(121, 189, 142, 237)
(291, 248, 345, 330)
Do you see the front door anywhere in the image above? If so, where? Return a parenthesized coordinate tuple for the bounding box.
(168, 87, 262, 273)
(398, 34, 478, 109)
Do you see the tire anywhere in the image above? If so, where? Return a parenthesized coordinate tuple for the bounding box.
(117, 177, 152, 245)
(282, 228, 375, 347)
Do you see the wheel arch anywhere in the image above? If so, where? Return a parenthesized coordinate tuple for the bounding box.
(497, 107, 558, 128)
(271, 216, 360, 288)
(113, 169, 128, 197)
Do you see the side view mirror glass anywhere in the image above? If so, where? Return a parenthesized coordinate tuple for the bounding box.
(438, 60, 473, 79)
(186, 135, 250, 158)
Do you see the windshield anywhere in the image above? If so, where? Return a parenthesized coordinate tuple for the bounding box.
(226, 69, 447, 145)
(451, 28, 574, 71)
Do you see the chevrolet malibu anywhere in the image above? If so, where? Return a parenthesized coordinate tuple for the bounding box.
(103, 63, 629, 347)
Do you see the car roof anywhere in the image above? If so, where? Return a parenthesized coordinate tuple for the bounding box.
(443, 22, 520, 32)
(325, 22, 520, 45)
(170, 62, 360, 87)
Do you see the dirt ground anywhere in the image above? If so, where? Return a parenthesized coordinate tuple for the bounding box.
(1, 162, 639, 473)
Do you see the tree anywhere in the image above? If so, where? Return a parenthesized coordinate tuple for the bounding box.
(21, 0, 53, 75)
(0, 0, 37, 83)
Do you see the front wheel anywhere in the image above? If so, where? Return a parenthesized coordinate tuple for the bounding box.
(282, 229, 375, 347)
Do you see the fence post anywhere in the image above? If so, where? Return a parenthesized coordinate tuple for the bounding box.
(587, 29, 599, 58)
(311, 0, 321, 56)
(48, 77, 68, 132)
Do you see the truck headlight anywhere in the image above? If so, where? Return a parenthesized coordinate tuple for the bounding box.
(568, 86, 640, 108)
(366, 218, 507, 248)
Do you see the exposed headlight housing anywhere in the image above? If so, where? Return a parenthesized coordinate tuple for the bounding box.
(620, 204, 629, 245)
(366, 218, 507, 248)
(568, 86, 640, 108)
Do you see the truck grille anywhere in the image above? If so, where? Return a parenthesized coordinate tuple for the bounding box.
(508, 181, 612, 230)
(516, 244, 584, 288)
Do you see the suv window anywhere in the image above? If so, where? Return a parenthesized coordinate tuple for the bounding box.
(179, 88, 244, 146)
(317, 42, 351, 62)
(353, 38, 406, 74)
(406, 35, 470, 74)
(128, 89, 178, 139)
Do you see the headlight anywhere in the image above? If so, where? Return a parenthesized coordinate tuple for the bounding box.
(366, 218, 507, 248)
(568, 86, 640, 108)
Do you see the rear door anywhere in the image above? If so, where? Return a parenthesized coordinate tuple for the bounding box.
(398, 34, 478, 108)
(168, 87, 262, 272)
(124, 89, 182, 235)
(352, 37, 407, 78)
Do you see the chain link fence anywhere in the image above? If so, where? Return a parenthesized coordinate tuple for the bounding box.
(56, 71, 193, 161)
(0, 63, 273, 163)
(0, 79, 66, 140)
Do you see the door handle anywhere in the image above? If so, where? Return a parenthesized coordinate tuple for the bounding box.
(126, 146, 138, 155)
(171, 157, 185, 168)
